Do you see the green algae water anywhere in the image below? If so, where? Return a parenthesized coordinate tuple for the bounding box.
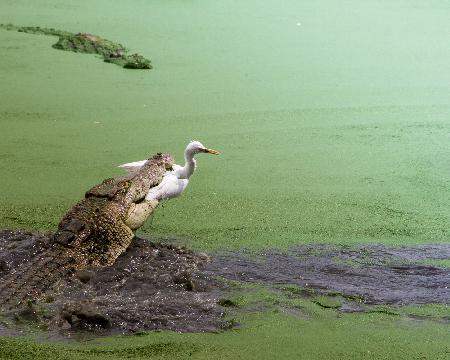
(0, 0, 449, 359)
(0, 1, 449, 250)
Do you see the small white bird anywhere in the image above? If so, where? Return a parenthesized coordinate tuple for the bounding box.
(118, 141, 219, 201)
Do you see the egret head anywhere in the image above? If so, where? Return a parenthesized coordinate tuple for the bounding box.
(186, 140, 220, 155)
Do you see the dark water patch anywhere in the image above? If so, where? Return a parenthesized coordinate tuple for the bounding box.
(0, 230, 226, 338)
(205, 244, 450, 306)
(0, 24, 151, 69)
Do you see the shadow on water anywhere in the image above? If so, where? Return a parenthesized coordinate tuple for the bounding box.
(0, 230, 448, 339)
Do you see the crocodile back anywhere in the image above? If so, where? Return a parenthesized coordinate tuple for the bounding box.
(0, 245, 74, 309)
(0, 152, 174, 309)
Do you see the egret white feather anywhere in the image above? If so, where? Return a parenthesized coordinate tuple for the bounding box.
(118, 141, 219, 201)
(118, 160, 148, 174)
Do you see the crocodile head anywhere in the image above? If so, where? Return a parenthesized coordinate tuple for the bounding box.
(150, 152, 175, 170)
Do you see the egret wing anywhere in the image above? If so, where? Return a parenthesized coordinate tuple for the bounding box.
(118, 160, 147, 173)
(145, 173, 189, 200)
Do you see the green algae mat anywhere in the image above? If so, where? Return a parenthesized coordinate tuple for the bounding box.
(1, 312, 449, 360)
(0, 0, 449, 359)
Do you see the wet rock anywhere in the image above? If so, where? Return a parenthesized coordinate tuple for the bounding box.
(0, 259, 8, 273)
(75, 270, 93, 284)
(61, 303, 111, 330)
(15, 305, 39, 323)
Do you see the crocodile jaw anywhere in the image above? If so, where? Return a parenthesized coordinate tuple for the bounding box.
(125, 199, 159, 230)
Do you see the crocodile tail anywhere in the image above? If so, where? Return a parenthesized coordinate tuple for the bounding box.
(0, 246, 76, 309)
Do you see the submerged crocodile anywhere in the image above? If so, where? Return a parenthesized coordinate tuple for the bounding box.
(0, 152, 174, 309)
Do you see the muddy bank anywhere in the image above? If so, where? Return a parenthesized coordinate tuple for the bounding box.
(0, 230, 449, 338)
(0, 230, 226, 338)
(205, 244, 450, 307)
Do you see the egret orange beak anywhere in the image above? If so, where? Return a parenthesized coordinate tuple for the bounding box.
(203, 148, 220, 155)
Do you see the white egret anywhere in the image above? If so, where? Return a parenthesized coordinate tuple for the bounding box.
(119, 141, 219, 201)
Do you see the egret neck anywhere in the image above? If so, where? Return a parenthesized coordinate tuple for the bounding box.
(177, 146, 197, 179)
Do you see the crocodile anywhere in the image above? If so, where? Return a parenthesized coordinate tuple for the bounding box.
(0, 152, 174, 309)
